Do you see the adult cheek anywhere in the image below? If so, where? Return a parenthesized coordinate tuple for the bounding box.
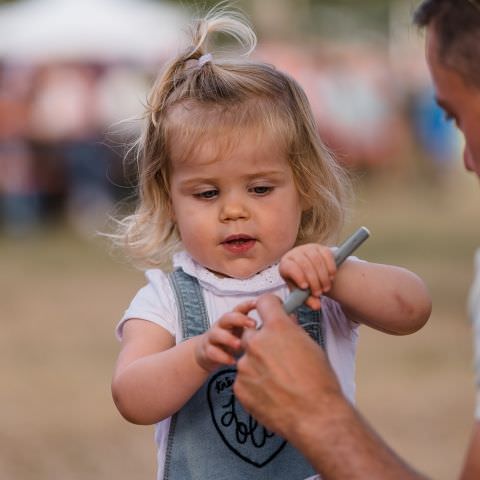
(463, 144, 480, 176)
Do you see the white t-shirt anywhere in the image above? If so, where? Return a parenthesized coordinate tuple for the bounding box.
(117, 251, 360, 479)
(469, 249, 480, 419)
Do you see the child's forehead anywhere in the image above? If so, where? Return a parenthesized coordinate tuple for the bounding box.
(170, 127, 286, 169)
(167, 109, 290, 168)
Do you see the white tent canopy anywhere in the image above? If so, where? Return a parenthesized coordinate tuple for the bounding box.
(0, 0, 189, 64)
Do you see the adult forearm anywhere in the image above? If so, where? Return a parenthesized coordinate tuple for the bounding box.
(112, 337, 209, 424)
(291, 398, 427, 480)
(460, 422, 480, 480)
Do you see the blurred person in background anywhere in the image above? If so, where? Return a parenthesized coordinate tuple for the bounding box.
(0, 63, 41, 236)
(28, 64, 114, 234)
(234, 1, 480, 479)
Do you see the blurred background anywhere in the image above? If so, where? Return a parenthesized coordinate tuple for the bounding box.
(0, 0, 478, 479)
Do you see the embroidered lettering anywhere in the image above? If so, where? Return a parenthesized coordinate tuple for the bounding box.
(215, 375, 234, 394)
(208, 368, 287, 467)
(220, 394, 274, 447)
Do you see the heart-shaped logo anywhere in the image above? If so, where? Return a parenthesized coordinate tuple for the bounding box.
(207, 368, 287, 467)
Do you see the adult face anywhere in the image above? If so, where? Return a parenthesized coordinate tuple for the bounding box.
(425, 24, 480, 177)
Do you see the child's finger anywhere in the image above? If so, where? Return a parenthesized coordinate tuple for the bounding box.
(303, 248, 332, 294)
(209, 326, 243, 351)
(297, 250, 326, 296)
(217, 312, 256, 330)
(279, 257, 310, 290)
(320, 246, 337, 278)
(306, 295, 322, 311)
(205, 344, 236, 366)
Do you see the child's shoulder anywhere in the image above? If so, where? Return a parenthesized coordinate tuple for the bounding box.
(143, 267, 174, 292)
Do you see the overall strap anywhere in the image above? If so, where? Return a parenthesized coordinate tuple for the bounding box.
(168, 268, 326, 348)
(168, 269, 210, 340)
(296, 304, 326, 349)
(164, 269, 322, 479)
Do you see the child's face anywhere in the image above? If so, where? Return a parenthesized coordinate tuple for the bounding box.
(169, 130, 304, 279)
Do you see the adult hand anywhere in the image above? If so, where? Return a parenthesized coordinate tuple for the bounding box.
(234, 293, 426, 479)
(234, 293, 344, 440)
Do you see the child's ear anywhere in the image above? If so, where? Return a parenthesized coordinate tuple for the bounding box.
(167, 200, 176, 221)
(165, 194, 175, 221)
(300, 195, 312, 212)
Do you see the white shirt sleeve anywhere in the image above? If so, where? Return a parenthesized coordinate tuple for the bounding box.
(469, 249, 480, 419)
(321, 297, 359, 403)
(116, 269, 178, 340)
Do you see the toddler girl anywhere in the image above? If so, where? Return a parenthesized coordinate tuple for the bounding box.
(111, 7, 431, 480)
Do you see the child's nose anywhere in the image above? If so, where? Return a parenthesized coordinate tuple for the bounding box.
(219, 196, 250, 222)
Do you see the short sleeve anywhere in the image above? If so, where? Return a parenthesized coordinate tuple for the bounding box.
(115, 269, 178, 340)
(469, 249, 480, 418)
(321, 297, 359, 403)
(322, 296, 359, 340)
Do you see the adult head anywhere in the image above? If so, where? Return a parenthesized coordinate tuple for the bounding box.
(413, 0, 480, 176)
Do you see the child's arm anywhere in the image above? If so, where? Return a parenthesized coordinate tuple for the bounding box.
(111, 301, 255, 425)
(279, 244, 431, 335)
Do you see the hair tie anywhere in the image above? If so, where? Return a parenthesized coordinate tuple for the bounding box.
(198, 53, 213, 67)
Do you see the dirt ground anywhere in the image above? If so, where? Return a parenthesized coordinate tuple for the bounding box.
(1, 167, 479, 479)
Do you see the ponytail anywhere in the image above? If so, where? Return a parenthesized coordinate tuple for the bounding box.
(147, 5, 256, 123)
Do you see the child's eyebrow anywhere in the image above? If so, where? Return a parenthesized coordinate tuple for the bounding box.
(243, 170, 287, 181)
(178, 170, 287, 186)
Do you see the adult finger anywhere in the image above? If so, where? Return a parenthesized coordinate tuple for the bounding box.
(233, 300, 256, 314)
(255, 293, 291, 329)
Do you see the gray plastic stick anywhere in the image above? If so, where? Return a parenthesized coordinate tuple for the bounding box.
(283, 226, 370, 314)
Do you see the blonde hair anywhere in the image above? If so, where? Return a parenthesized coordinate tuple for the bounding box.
(115, 4, 351, 270)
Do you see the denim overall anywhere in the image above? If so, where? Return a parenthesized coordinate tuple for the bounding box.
(163, 269, 325, 480)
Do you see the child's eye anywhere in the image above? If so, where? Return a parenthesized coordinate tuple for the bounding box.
(195, 189, 218, 199)
(250, 186, 273, 195)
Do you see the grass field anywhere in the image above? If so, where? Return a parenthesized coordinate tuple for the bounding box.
(1, 166, 479, 479)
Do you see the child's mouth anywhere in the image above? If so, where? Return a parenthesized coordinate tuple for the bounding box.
(222, 235, 256, 253)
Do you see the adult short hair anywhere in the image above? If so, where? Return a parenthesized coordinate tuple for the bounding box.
(413, 0, 480, 87)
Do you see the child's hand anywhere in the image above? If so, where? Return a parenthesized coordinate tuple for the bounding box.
(195, 300, 256, 372)
(279, 244, 337, 310)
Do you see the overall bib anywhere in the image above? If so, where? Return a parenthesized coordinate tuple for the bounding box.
(163, 269, 325, 479)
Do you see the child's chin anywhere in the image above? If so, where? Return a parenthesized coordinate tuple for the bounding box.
(207, 264, 263, 280)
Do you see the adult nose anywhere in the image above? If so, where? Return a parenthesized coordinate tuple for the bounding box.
(463, 146, 478, 175)
(219, 193, 250, 222)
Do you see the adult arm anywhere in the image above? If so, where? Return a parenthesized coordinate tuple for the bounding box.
(460, 422, 480, 480)
(461, 249, 480, 479)
(234, 294, 428, 479)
